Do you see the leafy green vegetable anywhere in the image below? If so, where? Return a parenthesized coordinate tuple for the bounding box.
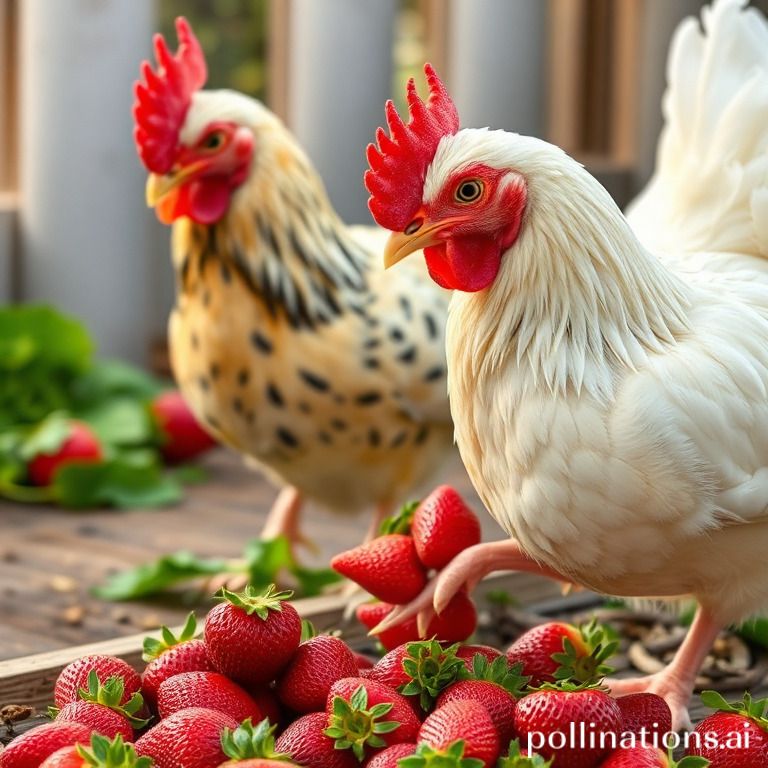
(0, 305, 93, 429)
(95, 534, 342, 602)
(94, 551, 228, 601)
(71, 359, 165, 406)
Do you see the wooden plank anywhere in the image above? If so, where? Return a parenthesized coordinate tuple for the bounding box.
(0, 572, 561, 711)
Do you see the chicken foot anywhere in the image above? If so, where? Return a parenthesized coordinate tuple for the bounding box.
(607, 608, 722, 732)
(371, 538, 568, 636)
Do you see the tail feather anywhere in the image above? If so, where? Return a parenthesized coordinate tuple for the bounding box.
(627, 0, 768, 261)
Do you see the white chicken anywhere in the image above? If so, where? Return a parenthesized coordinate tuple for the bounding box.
(366, 0, 768, 729)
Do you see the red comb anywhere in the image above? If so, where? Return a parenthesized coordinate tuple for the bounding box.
(132, 17, 207, 174)
(365, 64, 459, 231)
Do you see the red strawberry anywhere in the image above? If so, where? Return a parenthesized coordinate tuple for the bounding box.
(411, 486, 481, 569)
(435, 652, 528, 744)
(150, 390, 217, 463)
(455, 644, 503, 669)
(53, 669, 146, 741)
(217, 718, 295, 767)
(325, 678, 422, 758)
(331, 535, 427, 604)
(141, 612, 212, 711)
(506, 620, 617, 687)
(54, 702, 132, 742)
(28, 420, 103, 487)
(365, 743, 418, 767)
(615, 693, 672, 745)
(204, 585, 301, 687)
(598, 746, 696, 766)
(426, 591, 477, 643)
(514, 686, 623, 768)
(274, 712, 358, 768)
(247, 687, 282, 727)
(276, 634, 358, 713)
(134, 707, 237, 768)
(0, 721, 92, 768)
(356, 602, 421, 651)
(157, 671, 263, 722)
(369, 640, 466, 710)
(687, 691, 768, 767)
(39, 734, 151, 768)
(54, 655, 142, 709)
(419, 699, 500, 767)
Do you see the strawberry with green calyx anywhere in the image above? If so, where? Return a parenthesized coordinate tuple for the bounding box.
(141, 613, 211, 711)
(506, 619, 617, 687)
(398, 741, 485, 768)
(687, 690, 768, 766)
(369, 640, 466, 710)
(331, 535, 427, 605)
(52, 671, 148, 740)
(276, 634, 359, 713)
(410, 486, 482, 569)
(418, 699, 500, 767)
(514, 681, 623, 768)
(218, 718, 292, 765)
(324, 684, 402, 761)
(205, 585, 301, 687)
(55, 656, 143, 710)
(497, 740, 553, 768)
(38, 733, 153, 768)
(274, 712, 358, 768)
(599, 746, 709, 767)
(436, 654, 529, 743)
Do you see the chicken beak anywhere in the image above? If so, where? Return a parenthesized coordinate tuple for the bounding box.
(383, 220, 448, 269)
(145, 161, 208, 207)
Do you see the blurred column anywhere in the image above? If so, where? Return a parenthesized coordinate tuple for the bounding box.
(19, 0, 156, 362)
(447, 0, 545, 137)
(286, 0, 396, 224)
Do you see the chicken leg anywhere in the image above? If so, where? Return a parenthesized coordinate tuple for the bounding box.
(260, 485, 316, 553)
(608, 608, 722, 732)
(371, 539, 568, 636)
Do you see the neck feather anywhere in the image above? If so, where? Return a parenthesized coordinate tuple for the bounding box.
(450, 154, 692, 400)
(173, 130, 368, 329)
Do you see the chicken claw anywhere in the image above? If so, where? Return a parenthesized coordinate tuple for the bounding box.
(371, 538, 566, 636)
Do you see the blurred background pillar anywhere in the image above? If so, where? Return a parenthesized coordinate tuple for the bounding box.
(19, 0, 155, 362)
(446, 0, 546, 137)
(284, 0, 397, 224)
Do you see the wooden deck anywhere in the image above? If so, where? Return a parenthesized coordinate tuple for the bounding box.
(0, 448, 501, 662)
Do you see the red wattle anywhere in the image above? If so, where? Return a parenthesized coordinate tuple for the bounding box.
(424, 236, 502, 292)
(188, 177, 232, 225)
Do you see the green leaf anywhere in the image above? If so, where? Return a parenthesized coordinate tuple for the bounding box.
(53, 459, 182, 509)
(70, 359, 166, 406)
(76, 397, 154, 448)
(291, 565, 343, 596)
(94, 551, 227, 601)
(0, 305, 93, 429)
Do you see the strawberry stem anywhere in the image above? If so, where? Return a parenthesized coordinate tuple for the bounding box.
(400, 640, 467, 710)
(142, 612, 198, 662)
(214, 583, 294, 620)
(497, 739, 553, 767)
(398, 741, 484, 767)
(77, 671, 149, 729)
(324, 685, 400, 762)
(75, 733, 153, 768)
(220, 717, 291, 761)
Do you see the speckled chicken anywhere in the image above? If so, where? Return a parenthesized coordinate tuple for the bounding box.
(367, 0, 768, 730)
(132, 19, 453, 550)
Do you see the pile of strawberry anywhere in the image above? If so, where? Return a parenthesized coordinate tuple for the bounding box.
(333, 486, 482, 648)
(3, 585, 767, 768)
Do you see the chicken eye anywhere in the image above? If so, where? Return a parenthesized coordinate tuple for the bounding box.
(454, 179, 484, 203)
(201, 131, 225, 150)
